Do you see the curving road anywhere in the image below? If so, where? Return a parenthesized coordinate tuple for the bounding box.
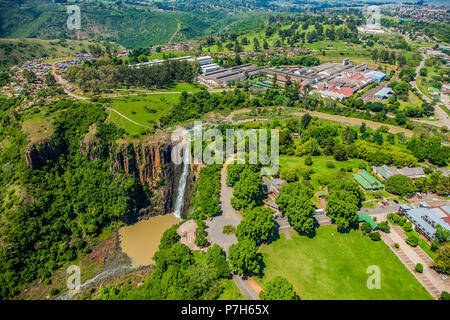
(206, 155, 260, 300)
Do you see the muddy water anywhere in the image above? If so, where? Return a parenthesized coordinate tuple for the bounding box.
(119, 214, 180, 267)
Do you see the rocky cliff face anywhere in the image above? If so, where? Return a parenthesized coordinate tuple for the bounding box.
(81, 137, 197, 218)
(24, 139, 63, 170)
(24, 130, 198, 218)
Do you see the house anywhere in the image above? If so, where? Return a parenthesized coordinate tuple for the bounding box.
(364, 71, 386, 82)
(398, 205, 450, 240)
(353, 169, 384, 190)
(372, 165, 426, 180)
(374, 87, 394, 100)
(262, 176, 287, 196)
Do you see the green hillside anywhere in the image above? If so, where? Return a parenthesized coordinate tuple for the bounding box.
(0, 38, 124, 68)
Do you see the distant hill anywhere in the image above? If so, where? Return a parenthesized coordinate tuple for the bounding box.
(0, 38, 124, 68)
(0, 0, 253, 49)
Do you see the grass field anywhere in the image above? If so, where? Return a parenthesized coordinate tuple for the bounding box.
(107, 93, 180, 137)
(257, 226, 432, 300)
(279, 155, 367, 191)
(217, 279, 247, 300)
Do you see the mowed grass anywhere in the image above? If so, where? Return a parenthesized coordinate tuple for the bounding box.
(257, 226, 432, 300)
(217, 279, 247, 300)
(107, 93, 180, 136)
(279, 155, 367, 191)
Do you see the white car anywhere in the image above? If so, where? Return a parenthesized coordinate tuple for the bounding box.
(443, 275, 448, 280)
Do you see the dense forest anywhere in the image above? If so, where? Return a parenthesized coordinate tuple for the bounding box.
(65, 58, 198, 92)
(0, 98, 150, 299)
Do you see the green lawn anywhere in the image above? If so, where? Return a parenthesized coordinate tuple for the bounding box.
(257, 226, 432, 300)
(217, 279, 247, 300)
(279, 155, 367, 191)
(107, 93, 180, 137)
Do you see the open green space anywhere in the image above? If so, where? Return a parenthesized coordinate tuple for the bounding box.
(279, 155, 367, 191)
(257, 226, 432, 300)
(106, 93, 181, 137)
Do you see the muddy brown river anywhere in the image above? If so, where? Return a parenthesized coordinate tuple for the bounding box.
(119, 214, 180, 267)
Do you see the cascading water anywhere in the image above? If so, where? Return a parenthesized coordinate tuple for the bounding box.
(174, 146, 190, 219)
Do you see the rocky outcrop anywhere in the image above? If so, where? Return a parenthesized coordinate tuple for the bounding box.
(81, 137, 198, 218)
(24, 139, 63, 169)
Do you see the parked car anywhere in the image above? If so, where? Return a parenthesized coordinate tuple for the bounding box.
(417, 194, 422, 199)
(393, 200, 399, 204)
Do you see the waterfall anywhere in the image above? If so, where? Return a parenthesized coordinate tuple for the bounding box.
(174, 146, 190, 219)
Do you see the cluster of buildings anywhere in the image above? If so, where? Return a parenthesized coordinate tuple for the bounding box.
(265, 60, 385, 99)
(425, 48, 450, 67)
(399, 203, 450, 241)
(372, 165, 426, 181)
(198, 63, 266, 87)
(197, 58, 387, 99)
(134, 55, 212, 69)
(357, 24, 386, 34)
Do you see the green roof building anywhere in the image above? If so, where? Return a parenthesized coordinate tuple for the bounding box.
(352, 169, 384, 190)
(358, 214, 378, 230)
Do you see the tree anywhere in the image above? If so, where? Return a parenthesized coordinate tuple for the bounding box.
(236, 207, 276, 243)
(385, 174, 416, 197)
(159, 225, 180, 250)
(406, 233, 419, 247)
(369, 232, 381, 241)
(372, 130, 384, 145)
(228, 239, 261, 276)
(259, 276, 299, 300)
(332, 144, 348, 161)
(361, 222, 372, 235)
(301, 113, 312, 129)
(206, 244, 230, 278)
(276, 182, 315, 234)
(280, 168, 298, 182)
(377, 221, 390, 233)
(326, 180, 362, 232)
(433, 242, 450, 274)
(231, 168, 264, 210)
(304, 155, 313, 166)
(415, 263, 424, 273)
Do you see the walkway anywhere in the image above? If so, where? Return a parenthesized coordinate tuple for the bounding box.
(105, 107, 152, 129)
(381, 225, 450, 299)
(206, 155, 261, 300)
(410, 52, 449, 128)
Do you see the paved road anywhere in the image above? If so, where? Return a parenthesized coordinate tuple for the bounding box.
(381, 226, 449, 299)
(410, 52, 450, 128)
(206, 156, 260, 300)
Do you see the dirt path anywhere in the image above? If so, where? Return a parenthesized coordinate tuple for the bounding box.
(168, 22, 181, 44)
(228, 108, 414, 137)
(105, 107, 152, 129)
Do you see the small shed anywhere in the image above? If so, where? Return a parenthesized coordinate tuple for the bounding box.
(358, 214, 378, 230)
(374, 87, 393, 99)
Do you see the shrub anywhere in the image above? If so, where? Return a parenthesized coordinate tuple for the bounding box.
(369, 232, 381, 241)
(360, 222, 372, 235)
(440, 291, 450, 300)
(402, 222, 413, 232)
(406, 234, 419, 247)
(378, 221, 390, 233)
(222, 225, 236, 234)
(49, 288, 60, 296)
(394, 242, 400, 248)
(415, 263, 424, 273)
(280, 168, 298, 182)
(195, 233, 209, 247)
(326, 161, 335, 168)
(304, 156, 313, 166)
